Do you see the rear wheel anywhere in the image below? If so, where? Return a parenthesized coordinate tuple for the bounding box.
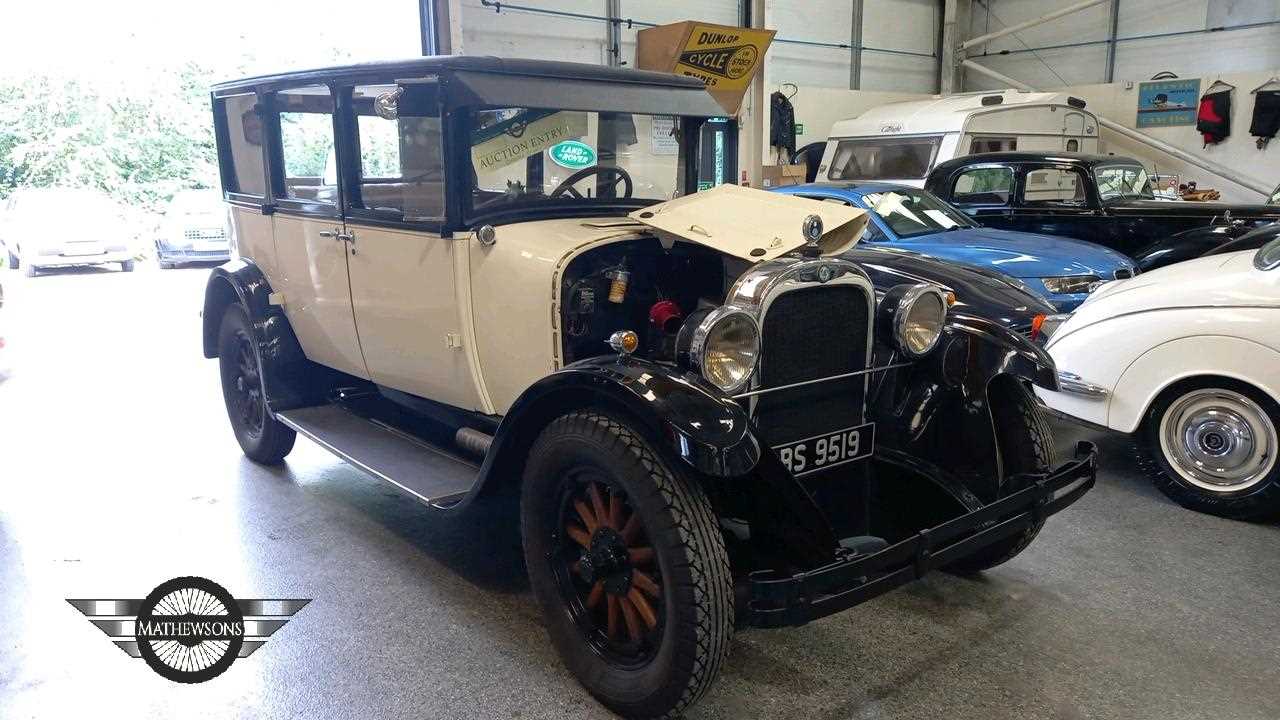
(521, 412, 733, 719)
(217, 305, 295, 464)
(1143, 379, 1280, 520)
(6, 251, 18, 270)
(948, 379, 1055, 574)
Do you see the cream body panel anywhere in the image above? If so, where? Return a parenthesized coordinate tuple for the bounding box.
(1037, 308, 1280, 433)
(345, 223, 486, 412)
(270, 214, 368, 378)
(469, 218, 647, 414)
(629, 184, 868, 260)
(227, 206, 280, 284)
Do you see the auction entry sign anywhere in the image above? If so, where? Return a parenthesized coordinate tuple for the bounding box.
(471, 109, 590, 172)
(1136, 79, 1201, 128)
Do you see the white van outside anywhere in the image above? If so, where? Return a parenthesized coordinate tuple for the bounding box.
(818, 90, 1100, 188)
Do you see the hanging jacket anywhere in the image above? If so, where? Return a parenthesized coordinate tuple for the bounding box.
(1250, 90, 1280, 148)
(1196, 90, 1231, 146)
(770, 91, 796, 156)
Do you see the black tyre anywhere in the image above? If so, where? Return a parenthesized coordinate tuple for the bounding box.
(6, 251, 18, 270)
(947, 379, 1056, 574)
(1142, 378, 1280, 520)
(120, 259, 136, 272)
(217, 305, 295, 464)
(521, 412, 733, 719)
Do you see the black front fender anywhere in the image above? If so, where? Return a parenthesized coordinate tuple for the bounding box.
(945, 311, 1058, 391)
(868, 311, 1057, 503)
(494, 356, 761, 479)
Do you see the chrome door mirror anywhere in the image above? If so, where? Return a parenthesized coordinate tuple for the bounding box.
(374, 87, 404, 120)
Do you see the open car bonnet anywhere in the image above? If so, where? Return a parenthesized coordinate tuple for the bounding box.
(628, 184, 869, 262)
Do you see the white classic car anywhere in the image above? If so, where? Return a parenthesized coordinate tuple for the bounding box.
(1038, 240, 1280, 519)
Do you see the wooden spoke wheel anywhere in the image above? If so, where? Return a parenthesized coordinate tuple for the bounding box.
(521, 412, 734, 719)
(557, 473, 664, 664)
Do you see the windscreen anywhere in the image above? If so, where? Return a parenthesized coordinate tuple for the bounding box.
(468, 108, 684, 214)
(826, 136, 942, 181)
(1094, 164, 1154, 201)
(860, 189, 972, 238)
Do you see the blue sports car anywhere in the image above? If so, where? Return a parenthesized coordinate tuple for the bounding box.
(773, 182, 1138, 311)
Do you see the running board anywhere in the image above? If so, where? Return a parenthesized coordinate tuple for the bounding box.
(276, 405, 479, 509)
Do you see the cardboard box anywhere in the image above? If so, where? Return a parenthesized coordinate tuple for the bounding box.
(636, 21, 775, 115)
(760, 164, 807, 189)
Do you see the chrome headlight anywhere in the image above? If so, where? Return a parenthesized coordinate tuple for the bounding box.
(1041, 275, 1101, 294)
(691, 308, 759, 394)
(880, 283, 947, 357)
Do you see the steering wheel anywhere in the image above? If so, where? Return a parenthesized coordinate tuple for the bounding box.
(550, 166, 634, 200)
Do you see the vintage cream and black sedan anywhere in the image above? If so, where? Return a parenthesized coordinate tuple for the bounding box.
(201, 57, 1095, 719)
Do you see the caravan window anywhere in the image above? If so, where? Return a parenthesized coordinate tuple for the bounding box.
(970, 137, 1017, 154)
(827, 136, 941, 181)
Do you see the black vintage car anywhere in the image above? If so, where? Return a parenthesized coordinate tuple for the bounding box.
(843, 245, 1057, 334)
(202, 57, 1096, 718)
(925, 152, 1280, 271)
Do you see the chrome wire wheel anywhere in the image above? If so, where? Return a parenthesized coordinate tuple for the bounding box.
(1158, 388, 1278, 493)
(554, 471, 664, 667)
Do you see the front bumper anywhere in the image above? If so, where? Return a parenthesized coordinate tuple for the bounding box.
(29, 250, 134, 268)
(157, 246, 231, 262)
(745, 441, 1098, 628)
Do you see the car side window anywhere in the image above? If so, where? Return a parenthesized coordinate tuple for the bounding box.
(350, 84, 444, 220)
(275, 86, 338, 205)
(1021, 167, 1087, 206)
(214, 93, 267, 197)
(951, 167, 1013, 205)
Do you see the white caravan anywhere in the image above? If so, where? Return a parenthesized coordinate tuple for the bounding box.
(817, 90, 1100, 188)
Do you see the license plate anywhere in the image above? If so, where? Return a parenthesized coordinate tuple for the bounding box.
(63, 245, 104, 256)
(773, 423, 874, 477)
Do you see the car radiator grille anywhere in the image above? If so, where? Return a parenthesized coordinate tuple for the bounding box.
(754, 285, 870, 447)
(184, 228, 227, 241)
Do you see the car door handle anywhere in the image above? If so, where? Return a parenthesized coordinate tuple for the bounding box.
(318, 229, 337, 238)
(337, 231, 355, 254)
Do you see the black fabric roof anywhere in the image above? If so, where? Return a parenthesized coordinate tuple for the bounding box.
(212, 56, 708, 94)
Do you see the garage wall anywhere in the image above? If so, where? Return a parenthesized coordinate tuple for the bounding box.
(963, 0, 1280, 89)
(1052, 71, 1280, 203)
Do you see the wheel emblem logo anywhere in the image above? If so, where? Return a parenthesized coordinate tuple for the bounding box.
(68, 576, 310, 683)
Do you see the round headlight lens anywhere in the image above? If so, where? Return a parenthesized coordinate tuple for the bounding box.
(890, 285, 946, 357)
(701, 312, 759, 393)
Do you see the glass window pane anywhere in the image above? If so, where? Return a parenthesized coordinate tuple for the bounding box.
(353, 84, 444, 218)
(826, 136, 941, 181)
(468, 108, 680, 213)
(1022, 168, 1086, 205)
(221, 94, 266, 196)
(277, 87, 336, 204)
(952, 167, 1013, 205)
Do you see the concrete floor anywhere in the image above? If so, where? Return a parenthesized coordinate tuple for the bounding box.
(1, 265, 1279, 720)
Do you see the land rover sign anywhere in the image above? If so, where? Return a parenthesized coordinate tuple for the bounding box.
(549, 140, 596, 170)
